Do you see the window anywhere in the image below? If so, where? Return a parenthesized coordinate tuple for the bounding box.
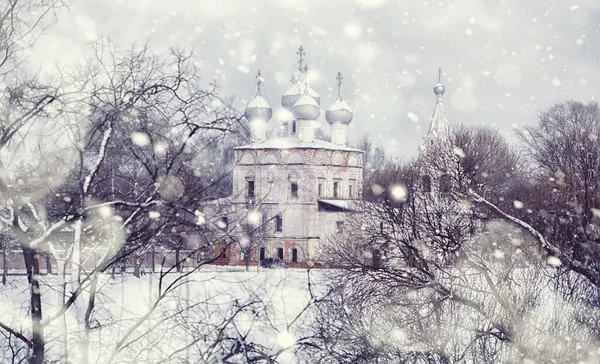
(247, 180, 255, 198)
(336, 221, 344, 233)
(291, 182, 298, 198)
(292, 248, 298, 263)
(318, 178, 326, 197)
(277, 248, 284, 259)
(349, 179, 356, 198)
(440, 174, 451, 193)
(422, 175, 431, 193)
(333, 181, 339, 198)
(259, 247, 266, 261)
(221, 248, 227, 259)
(275, 214, 283, 232)
(292, 120, 296, 134)
(219, 217, 229, 230)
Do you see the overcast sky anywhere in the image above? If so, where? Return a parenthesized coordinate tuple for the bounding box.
(33, 0, 600, 157)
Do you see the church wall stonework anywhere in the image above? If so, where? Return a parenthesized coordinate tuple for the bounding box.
(225, 146, 363, 266)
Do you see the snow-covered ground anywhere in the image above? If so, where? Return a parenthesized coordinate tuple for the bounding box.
(0, 267, 321, 363)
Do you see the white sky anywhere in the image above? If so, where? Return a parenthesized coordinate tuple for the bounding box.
(31, 0, 600, 157)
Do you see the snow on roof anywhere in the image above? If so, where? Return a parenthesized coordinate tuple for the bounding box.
(318, 199, 361, 212)
(247, 95, 270, 109)
(328, 98, 352, 112)
(235, 136, 363, 152)
(283, 82, 319, 98)
(294, 94, 319, 107)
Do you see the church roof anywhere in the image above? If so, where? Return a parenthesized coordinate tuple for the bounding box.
(426, 97, 450, 141)
(247, 95, 270, 109)
(235, 136, 363, 152)
(317, 199, 361, 212)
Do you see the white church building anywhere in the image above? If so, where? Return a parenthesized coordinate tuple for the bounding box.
(210, 47, 450, 268)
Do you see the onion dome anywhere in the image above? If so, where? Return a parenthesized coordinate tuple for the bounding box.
(244, 95, 272, 122)
(244, 70, 272, 123)
(326, 98, 353, 125)
(282, 80, 320, 110)
(326, 72, 353, 125)
(293, 93, 321, 120)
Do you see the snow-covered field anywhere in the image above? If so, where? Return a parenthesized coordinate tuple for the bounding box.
(0, 267, 321, 363)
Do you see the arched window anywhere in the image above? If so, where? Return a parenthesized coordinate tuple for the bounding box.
(277, 248, 284, 260)
(440, 174, 451, 193)
(292, 120, 297, 134)
(291, 248, 298, 263)
(421, 175, 431, 192)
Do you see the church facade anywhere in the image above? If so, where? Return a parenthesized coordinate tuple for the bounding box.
(210, 48, 452, 268)
(211, 47, 363, 267)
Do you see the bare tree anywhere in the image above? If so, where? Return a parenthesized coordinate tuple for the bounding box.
(306, 163, 599, 363)
(452, 124, 524, 200)
(0, 36, 239, 363)
(355, 133, 388, 201)
(514, 100, 600, 292)
(305, 123, 600, 363)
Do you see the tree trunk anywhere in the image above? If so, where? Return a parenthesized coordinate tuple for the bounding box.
(72, 218, 82, 286)
(80, 274, 98, 364)
(151, 247, 155, 273)
(57, 259, 69, 364)
(45, 253, 52, 275)
(175, 248, 181, 273)
(245, 250, 250, 272)
(22, 246, 45, 364)
(2, 247, 6, 285)
(133, 255, 140, 278)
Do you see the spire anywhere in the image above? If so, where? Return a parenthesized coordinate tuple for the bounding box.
(425, 68, 450, 147)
